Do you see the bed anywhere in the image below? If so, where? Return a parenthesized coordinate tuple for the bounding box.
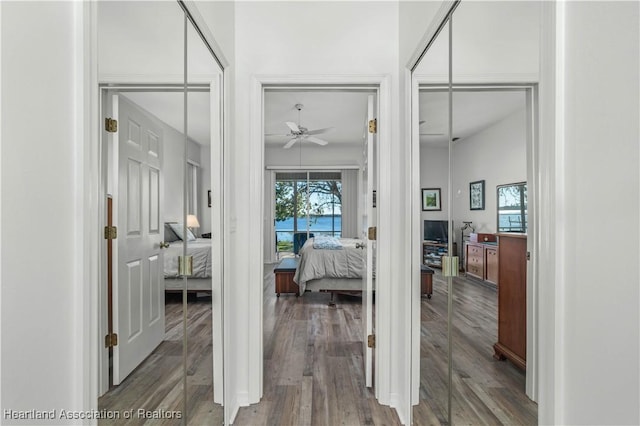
(163, 223, 212, 293)
(293, 237, 367, 297)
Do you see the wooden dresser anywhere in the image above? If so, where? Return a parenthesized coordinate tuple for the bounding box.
(465, 241, 499, 286)
(493, 233, 527, 370)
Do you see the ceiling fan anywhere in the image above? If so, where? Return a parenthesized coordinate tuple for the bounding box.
(268, 103, 334, 149)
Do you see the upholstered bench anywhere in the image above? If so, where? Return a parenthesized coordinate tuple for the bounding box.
(421, 265, 434, 299)
(274, 258, 300, 297)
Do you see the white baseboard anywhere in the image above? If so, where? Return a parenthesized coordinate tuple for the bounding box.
(389, 392, 408, 425)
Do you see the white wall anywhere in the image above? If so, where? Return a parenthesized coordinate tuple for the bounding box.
(451, 108, 527, 242)
(559, 2, 639, 424)
(264, 144, 361, 168)
(1, 2, 85, 422)
(419, 146, 449, 222)
(233, 0, 403, 420)
(451, 1, 540, 81)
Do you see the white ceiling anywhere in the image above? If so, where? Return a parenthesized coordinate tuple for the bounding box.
(419, 90, 527, 147)
(264, 90, 375, 148)
(121, 91, 211, 146)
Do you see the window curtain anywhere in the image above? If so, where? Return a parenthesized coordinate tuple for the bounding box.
(187, 162, 198, 215)
(264, 170, 276, 262)
(341, 169, 358, 238)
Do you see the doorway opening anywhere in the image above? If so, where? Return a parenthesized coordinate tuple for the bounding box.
(236, 77, 397, 421)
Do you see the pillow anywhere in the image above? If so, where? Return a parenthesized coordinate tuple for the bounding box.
(312, 235, 343, 250)
(164, 223, 180, 242)
(168, 223, 196, 241)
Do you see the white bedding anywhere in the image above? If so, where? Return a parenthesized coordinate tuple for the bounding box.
(293, 237, 364, 294)
(163, 238, 212, 278)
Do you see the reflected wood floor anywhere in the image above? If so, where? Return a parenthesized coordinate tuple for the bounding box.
(234, 264, 401, 426)
(98, 294, 223, 426)
(415, 272, 538, 425)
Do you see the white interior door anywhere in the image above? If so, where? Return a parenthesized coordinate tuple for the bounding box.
(114, 95, 165, 384)
(362, 94, 375, 387)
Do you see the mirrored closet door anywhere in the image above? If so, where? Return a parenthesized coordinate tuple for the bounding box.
(412, 13, 454, 425)
(182, 14, 225, 424)
(412, 1, 539, 424)
(96, 1, 225, 424)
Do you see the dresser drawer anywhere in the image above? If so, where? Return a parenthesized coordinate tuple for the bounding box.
(467, 264, 483, 279)
(467, 245, 483, 257)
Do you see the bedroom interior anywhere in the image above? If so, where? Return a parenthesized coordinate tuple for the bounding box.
(411, 1, 539, 424)
(96, 1, 224, 424)
(263, 88, 377, 300)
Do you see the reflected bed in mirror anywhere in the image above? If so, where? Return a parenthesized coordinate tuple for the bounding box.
(497, 182, 527, 233)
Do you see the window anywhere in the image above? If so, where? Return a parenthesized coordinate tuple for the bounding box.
(275, 171, 342, 253)
(497, 182, 527, 233)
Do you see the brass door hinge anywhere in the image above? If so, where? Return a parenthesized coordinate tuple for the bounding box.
(178, 255, 193, 277)
(105, 333, 118, 348)
(368, 226, 377, 241)
(368, 119, 377, 134)
(104, 226, 117, 240)
(105, 118, 118, 133)
(367, 334, 376, 348)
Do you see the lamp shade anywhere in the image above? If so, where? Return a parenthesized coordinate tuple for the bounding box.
(186, 214, 200, 228)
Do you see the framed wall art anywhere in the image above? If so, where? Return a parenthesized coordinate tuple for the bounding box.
(422, 188, 441, 211)
(469, 180, 485, 210)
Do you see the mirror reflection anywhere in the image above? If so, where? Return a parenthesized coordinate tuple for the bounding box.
(413, 1, 540, 424)
(413, 18, 452, 425)
(96, 2, 224, 424)
(184, 17, 224, 424)
(450, 0, 538, 421)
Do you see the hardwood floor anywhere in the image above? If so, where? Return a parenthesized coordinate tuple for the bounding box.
(414, 271, 538, 425)
(101, 267, 536, 425)
(233, 264, 401, 426)
(235, 265, 536, 425)
(98, 294, 223, 425)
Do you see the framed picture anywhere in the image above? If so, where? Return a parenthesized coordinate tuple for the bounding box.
(208, 190, 211, 208)
(469, 180, 485, 210)
(422, 188, 441, 211)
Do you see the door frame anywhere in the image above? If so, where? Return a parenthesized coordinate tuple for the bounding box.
(98, 82, 224, 402)
(247, 75, 393, 405)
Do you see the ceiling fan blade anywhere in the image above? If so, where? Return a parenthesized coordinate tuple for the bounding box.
(419, 120, 426, 125)
(307, 127, 335, 135)
(285, 121, 300, 132)
(307, 136, 328, 146)
(283, 138, 298, 149)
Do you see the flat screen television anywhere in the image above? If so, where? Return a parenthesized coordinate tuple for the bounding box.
(424, 220, 450, 243)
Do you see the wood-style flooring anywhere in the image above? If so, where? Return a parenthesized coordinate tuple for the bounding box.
(414, 272, 538, 425)
(98, 294, 223, 425)
(236, 265, 536, 425)
(233, 264, 401, 426)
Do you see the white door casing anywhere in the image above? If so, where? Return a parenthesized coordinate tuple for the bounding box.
(114, 95, 165, 384)
(362, 94, 375, 387)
